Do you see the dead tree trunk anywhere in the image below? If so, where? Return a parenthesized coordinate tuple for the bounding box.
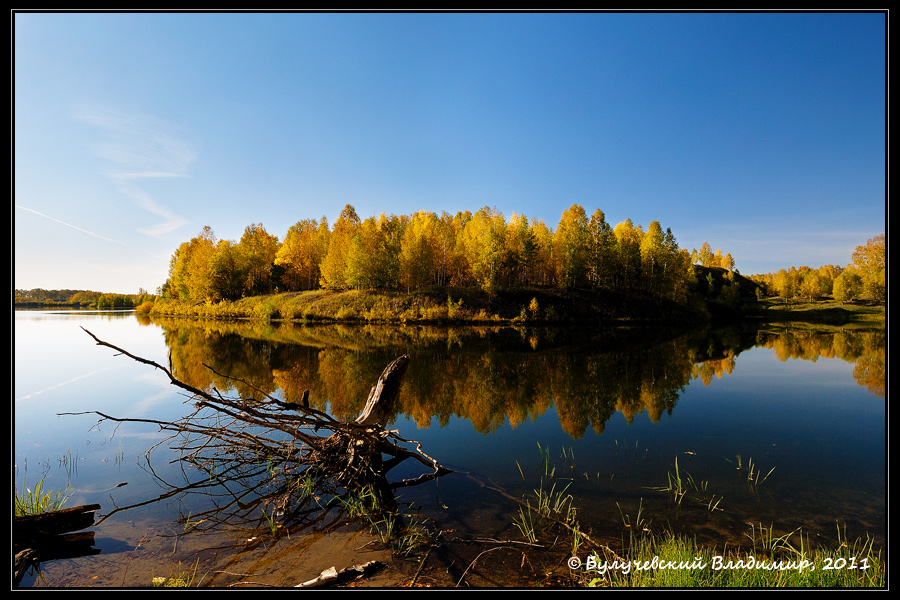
(356, 355, 409, 428)
(65, 329, 451, 532)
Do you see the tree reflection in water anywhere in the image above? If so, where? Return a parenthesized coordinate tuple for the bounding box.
(151, 319, 885, 439)
(65, 328, 452, 573)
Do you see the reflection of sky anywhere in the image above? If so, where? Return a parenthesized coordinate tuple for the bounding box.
(14, 312, 185, 503)
(14, 313, 885, 552)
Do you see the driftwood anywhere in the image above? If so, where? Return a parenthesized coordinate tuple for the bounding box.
(57, 329, 451, 559)
(15, 503, 101, 541)
(14, 504, 102, 586)
(356, 355, 409, 428)
(295, 560, 383, 588)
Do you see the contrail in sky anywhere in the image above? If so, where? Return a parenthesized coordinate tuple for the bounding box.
(74, 107, 195, 239)
(15, 204, 128, 245)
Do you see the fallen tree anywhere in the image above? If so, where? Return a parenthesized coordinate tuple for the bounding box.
(61, 328, 452, 560)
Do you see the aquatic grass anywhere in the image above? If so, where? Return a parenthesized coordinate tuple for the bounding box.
(338, 484, 434, 556)
(180, 512, 207, 534)
(15, 475, 73, 517)
(746, 457, 776, 491)
(616, 498, 651, 533)
(583, 526, 885, 588)
(114, 439, 125, 468)
(745, 522, 801, 557)
(152, 559, 206, 588)
(368, 514, 432, 557)
(513, 501, 539, 544)
(57, 446, 79, 479)
(650, 456, 688, 505)
(532, 479, 575, 522)
(509, 448, 882, 588)
(260, 506, 281, 536)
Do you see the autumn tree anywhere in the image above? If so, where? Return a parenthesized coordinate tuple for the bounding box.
(346, 214, 403, 290)
(640, 220, 667, 296)
(799, 269, 824, 300)
(460, 206, 508, 293)
(816, 264, 842, 297)
(399, 211, 438, 291)
(432, 211, 463, 287)
(695, 242, 714, 268)
(165, 226, 217, 301)
(320, 205, 361, 290)
(209, 239, 249, 300)
(238, 223, 280, 296)
(275, 218, 329, 291)
(529, 217, 556, 288)
(772, 268, 799, 300)
(504, 213, 538, 288)
(613, 218, 643, 290)
(833, 270, 863, 303)
(851, 234, 886, 303)
(552, 204, 591, 290)
(587, 209, 616, 290)
(663, 227, 693, 302)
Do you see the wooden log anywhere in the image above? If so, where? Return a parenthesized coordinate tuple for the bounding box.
(14, 505, 101, 586)
(355, 355, 410, 428)
(14, 504, 101, 543)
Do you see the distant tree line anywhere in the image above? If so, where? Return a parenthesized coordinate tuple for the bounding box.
(748, 234, 885, 304)
(14, 288, 156, 309)
(161, 204, 741, 306)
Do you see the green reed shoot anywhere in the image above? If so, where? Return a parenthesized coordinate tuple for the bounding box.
(152, 559, 206, 588)
(616, 498, 650, 531)
(513, 501, 538, 544)
(15, 475, 73, 516)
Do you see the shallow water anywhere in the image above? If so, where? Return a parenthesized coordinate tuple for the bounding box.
(14, 311, 885, 587)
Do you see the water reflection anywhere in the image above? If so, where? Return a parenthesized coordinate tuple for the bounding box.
(151, 318, 884, 439)
(755, 328, 885, 397)
(14, 312, 885, 586)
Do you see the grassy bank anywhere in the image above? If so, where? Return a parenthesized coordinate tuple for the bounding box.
(747, 297, 885, 328)
(147, 287, 884, 330)
(149, 286, 708, 326)
(580, 525, 884, 588)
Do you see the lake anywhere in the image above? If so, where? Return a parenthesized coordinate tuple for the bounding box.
(13, 309, 885, 587)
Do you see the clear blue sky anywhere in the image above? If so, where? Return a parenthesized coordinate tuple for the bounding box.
(14, 11, 886, 294)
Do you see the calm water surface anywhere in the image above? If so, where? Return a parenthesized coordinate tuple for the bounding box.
(14, 310, 885, 587)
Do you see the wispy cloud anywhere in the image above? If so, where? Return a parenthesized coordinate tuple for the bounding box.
(117, 185, 190, 237)
(15, 204, 127, 245)
(75, 106, 196, 238)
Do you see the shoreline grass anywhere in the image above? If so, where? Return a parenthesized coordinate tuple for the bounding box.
(515, 448, 884, 588)
(14, 475, 73, 517)
(146, 287, 884, 330)
(146, 286, 710, 327)
(582, 524, 884, 588)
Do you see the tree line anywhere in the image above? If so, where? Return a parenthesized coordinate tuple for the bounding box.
(14, 288, 155, 308)
(749, 234, 885, 304)
(160, 204, 718, 305)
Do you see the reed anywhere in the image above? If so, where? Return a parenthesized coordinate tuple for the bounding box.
(513, 501, 538, 544)
(260, 506, 281, 536)
(583, 526, 884, 588)
(152, 559, 206, 588)
(14, 475, 73, 517)
(650, 456, 688, 505)
(616, 498, 651, 534)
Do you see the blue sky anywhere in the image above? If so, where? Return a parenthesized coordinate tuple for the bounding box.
(14, 11, 886, 294)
